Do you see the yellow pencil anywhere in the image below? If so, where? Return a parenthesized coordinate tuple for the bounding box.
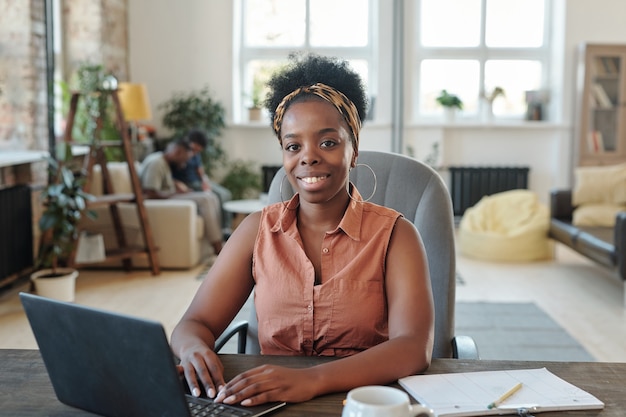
(487, 382, 523, 409)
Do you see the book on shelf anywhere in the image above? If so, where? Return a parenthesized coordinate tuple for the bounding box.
(592, 83, 613, 108)
(602, 57, 619, 75)
(588, 131, 604, 153)
(398, 368, 604, 417)
(593, 57, 608, 76)
(594, 57, 620, 76)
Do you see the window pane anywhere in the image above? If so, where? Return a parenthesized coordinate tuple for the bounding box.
(310, 0, 369, 46)
(485, 60, 542, 115)
(420, 0, 481, 47)
(244, 0, 306, 47)
(245, 60, 287, 107)
(346, 59, 369, 91)
(420, 60, 480, 114)
(485, 0, 545, 47)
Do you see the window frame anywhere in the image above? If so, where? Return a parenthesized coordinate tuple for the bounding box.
(234, 0, 378, 124)
(409, 0, 552, 122)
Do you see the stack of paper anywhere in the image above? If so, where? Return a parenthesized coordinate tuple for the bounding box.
(398, 368, 604, 417)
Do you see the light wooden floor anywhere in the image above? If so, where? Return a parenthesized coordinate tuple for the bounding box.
(1, 243, 624, 362)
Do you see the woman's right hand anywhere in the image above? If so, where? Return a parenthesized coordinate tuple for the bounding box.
(178, 344, 226, 399)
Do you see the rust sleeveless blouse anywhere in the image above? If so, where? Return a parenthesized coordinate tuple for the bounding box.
(253, 189, 402, 357)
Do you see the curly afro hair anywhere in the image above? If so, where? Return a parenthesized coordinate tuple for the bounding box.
(265, 53, 369, 127)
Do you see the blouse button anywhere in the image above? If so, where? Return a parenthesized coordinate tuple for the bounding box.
(322, 247, 329, 254)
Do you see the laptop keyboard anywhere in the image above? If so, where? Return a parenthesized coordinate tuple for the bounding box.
(187, 396, 253, 417)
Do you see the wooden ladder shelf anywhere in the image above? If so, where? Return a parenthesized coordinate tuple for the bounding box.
(64, 90, 160, 275)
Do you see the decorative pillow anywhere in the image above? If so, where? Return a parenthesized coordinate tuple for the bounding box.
(572, 203, 626, 227)
(572, 163, 626, 206)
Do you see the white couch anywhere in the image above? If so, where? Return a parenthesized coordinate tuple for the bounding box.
(80, 162, 208, 269)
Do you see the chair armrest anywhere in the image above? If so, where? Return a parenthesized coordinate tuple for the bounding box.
(214, 321, 248, 354)
(550, 189, 573, 221)
(452, 335, 479, 359)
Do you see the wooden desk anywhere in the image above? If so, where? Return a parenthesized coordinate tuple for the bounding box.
(1, 349, 623, 416)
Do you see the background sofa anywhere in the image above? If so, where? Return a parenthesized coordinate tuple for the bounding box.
(549, 188, 626, 286)
(80, 162, 209, 269)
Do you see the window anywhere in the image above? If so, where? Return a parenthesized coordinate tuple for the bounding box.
(413, 0, 550, 121)
(50, 0, 66, 140)
(235, 0, 377, 123)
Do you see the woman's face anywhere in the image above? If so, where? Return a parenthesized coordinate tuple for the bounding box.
(280, 98, 356, 205)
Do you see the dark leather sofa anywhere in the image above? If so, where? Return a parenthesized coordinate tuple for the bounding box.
(549, 189, 626, 283)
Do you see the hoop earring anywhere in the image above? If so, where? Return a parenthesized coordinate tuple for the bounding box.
(348, 163, 377, 203)
(279, 174, 291, 207)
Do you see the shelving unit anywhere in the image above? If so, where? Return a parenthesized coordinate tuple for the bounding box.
(575, 43, 626, 166)
(64, 90, 160, 275)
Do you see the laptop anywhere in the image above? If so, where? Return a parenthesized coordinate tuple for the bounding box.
(19, 292, 286, 417)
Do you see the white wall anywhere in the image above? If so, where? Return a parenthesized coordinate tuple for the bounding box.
(128, 0, 626, 203)
(128, 0, 233, 117)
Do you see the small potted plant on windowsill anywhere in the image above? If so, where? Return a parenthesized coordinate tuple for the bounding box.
(481, 86, 505, 122)
(247, 76, 265, 122)
(436, 90, 463, 122)
(31, 151, 95, 302)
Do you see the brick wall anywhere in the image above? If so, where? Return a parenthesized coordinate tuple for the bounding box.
(0, 0, 129, 155)
(64, 0, 128, 80)
(0, 0, 47, 152)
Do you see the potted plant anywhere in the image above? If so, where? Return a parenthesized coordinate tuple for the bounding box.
(159, 87, 226, 177)
(60, 63, 124, 160)
(247, 76, 265, 122)
(220, 160, 262, 200)
(31, 152, 95, 302)
(436, 90, 463, 122)
(481, 86, 505, 121)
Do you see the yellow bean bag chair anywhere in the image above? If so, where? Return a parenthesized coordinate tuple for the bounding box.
(458, 189, 553, 262)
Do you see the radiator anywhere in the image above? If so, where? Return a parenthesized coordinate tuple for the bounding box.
(0, 185, 33, 283)
(448, 166, 530, 216)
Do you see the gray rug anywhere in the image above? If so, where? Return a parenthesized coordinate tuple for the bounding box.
(455, 302, 595, 362)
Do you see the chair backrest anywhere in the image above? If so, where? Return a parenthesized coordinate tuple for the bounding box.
(247, 150, 457, 358)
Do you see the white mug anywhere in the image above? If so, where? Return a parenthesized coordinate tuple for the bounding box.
(342, 385, 435, 417)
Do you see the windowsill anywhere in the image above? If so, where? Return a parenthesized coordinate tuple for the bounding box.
(0, 150, 48, 168)
(228, 121, 271, 129)
(405, 120, 571, 130)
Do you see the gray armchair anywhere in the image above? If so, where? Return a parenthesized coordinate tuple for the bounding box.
(216, 150, 478, 359)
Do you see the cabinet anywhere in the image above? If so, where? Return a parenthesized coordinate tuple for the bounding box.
(575, 43, 626, 166)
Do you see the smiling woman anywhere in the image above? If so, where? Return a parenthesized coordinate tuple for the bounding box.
(170, 53, 435, 407)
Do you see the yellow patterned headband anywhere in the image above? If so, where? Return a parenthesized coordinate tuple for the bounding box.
(272, 83, 362, 150)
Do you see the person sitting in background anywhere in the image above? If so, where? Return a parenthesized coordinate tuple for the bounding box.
(171, 53, 434, 406)
(139, 139, 225, 255)
(170, 129, 232, 231)
(170, 129, 213, 192)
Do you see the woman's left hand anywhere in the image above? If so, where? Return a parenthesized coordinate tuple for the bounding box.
(214, 364, 317, 406)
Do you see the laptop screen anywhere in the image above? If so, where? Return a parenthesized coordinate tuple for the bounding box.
(19, 293, 285, 417)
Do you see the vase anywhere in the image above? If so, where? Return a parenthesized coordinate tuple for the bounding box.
(31, 268, 78, 302)
(482, 103, 494, 123)
(248, 107, 262, 122)
(444, 108, 456, 123)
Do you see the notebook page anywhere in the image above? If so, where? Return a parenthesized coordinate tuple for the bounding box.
(398, 368, 604, 417)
